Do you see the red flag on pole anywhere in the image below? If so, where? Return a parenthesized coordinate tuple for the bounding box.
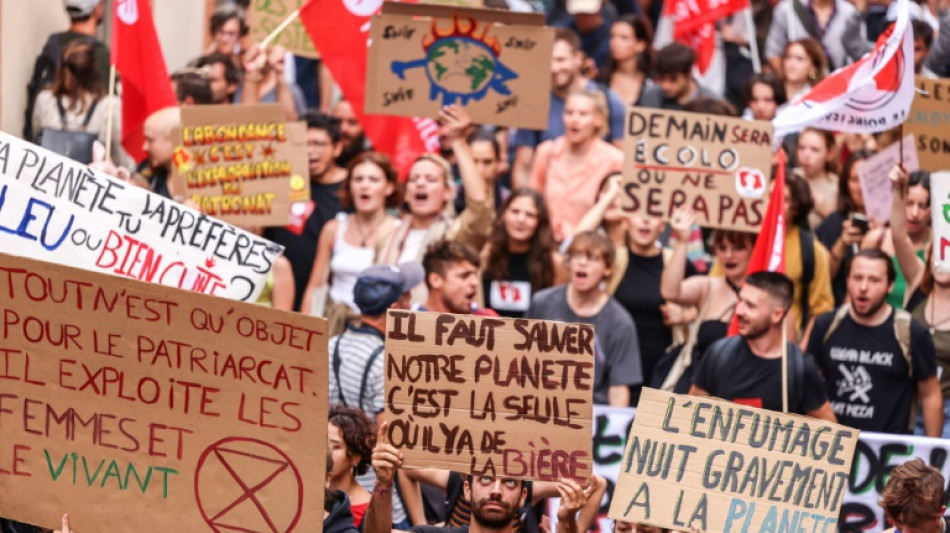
(299, 0, 435, 177)
(662, 0, 748, 73)
(112, 0, 177, 163)
(727, 150, 787, 336)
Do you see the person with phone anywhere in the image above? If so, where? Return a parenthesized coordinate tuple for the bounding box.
(816, 149, 875, 306)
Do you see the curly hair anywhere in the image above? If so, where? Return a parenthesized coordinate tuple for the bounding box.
(484, 189, 557, 291)
(328, 405, 376, 476)
(880, 459, 945, 528)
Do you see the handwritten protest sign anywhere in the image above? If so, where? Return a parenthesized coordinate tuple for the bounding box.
(384, 311, 594, 481)
(0, 252, 327, 533)
(906, 77, 950, 172)
(608, 389, 859, 533)
(0, 132, 281, 302)
(365, 3, 554, 129)
(247, 0, 320, 58)
(621, 108, 774, 232)
(857, 134, 919, 223)
(170, 104, 310, 227)
(932, 172, 950, 273)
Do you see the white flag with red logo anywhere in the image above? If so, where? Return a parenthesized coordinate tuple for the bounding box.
(772, 0, 914, 140)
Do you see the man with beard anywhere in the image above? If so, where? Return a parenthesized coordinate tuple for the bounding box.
(691, 271, 836, 420)
(333, 100, 370, 168)
(366, 421, 597, 533)
(806, 250, 942, 435)
(419, 240, 483, 315)
(264, 111, 346, 310)
(636, 43, 718, 111)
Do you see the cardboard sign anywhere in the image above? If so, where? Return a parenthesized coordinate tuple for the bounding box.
(384, 310, 594, 481)
(365, 3, 554, 130)
(621, 108, 774, 232)
(246, 0, 320, 58)
(0, 132, 281, 302)
(170, 104, 310, 227)
(905, 77, 950, 172)
(857, 134, 919, 223)
(0, 252, 327, 533)
(608, 389, 859, 533)
(549, 406, 944, 533)
(932, 171, 950, 273)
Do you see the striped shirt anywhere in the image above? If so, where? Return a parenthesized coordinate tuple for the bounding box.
(328, 323, 385, 416)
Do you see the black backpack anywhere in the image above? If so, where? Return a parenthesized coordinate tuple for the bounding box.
(24, 33, 95, 141)
(707, 336, 806, 412)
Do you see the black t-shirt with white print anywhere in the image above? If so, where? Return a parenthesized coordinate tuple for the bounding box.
(807, 308, 937, 434)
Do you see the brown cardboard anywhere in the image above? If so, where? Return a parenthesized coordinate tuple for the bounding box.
(246, 0, 320, 58)
(905, 76, 950, 172)
(384, 310, 594, 481)
(170, 104, 310, 227)
(365, 3, 553, 129)
(622, 107, 775, 232)
(0, 252, 327, 533)
(608, 389, 859, 533)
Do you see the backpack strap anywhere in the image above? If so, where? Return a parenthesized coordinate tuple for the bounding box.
(893, 309, 913, 378)
(799, 227, 815, 332)
(331, 328, 350, 407)
(80, 98, 100, 129)
(595, 82, 614, 141)
(823, 304, 852, 344)
(787, 342, 806, 413)
(359, 345, 385, 414)
(710, 336, 745, 386)
(54, 96, 100, 131)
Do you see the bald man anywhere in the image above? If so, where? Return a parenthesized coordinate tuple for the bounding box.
(138, 106, 181, 199)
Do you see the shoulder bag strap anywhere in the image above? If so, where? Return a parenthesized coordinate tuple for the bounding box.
(331, 328, 349, 407)
(359, 345, 385, 414)
(81, 98, 100, 129)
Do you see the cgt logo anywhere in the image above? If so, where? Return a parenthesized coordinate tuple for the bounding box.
(116, 0, 138, 24)
(735, 167, 766, 199)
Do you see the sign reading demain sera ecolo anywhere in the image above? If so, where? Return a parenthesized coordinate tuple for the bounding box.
(0, 252, 327, 533)
(622, 108, 774, 232)
(384, 310, 594, 482)
(608, 389, 859, 533)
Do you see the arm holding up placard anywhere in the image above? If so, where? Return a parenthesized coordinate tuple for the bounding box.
(661, 208, 707, 306)
(555, 477, 598, 533)
(888, 165, 926, 294)
(367, 421, 406, 533)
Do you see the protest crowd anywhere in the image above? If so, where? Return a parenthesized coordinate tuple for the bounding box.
(1, 0, 950, 531)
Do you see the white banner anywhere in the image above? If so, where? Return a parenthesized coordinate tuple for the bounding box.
(0, 132, 282, 302)
(552, 406, 950, 533)
(933, 171, 950, 273)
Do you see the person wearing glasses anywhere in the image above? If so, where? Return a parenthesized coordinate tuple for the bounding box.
(526, 230, 642, 407)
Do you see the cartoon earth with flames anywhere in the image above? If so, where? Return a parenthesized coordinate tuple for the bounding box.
(391, 17, 517, 106)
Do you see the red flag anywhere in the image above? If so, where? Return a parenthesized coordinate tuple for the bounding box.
(665, 0, 749, 37)
(300, 0, 434, 178)
(727, 150, 787, 336)
(112, 0, 177, 163)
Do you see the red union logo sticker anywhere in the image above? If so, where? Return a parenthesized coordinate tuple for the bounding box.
(735, 167, 766, 199)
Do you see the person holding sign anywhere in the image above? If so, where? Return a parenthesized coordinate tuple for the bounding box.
(689, 271, 836, 419)
(888, 166, 950, 437)
(661, 209, 755, 369)
(529, 90, 623, 242)
(366, 422, 598, 533)
(527, 231, 642, 406)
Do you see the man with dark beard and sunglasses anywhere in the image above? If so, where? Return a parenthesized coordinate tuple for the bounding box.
(807, 250, 942, 436)
(690, 271, 836, 420)
(365, 421, 597, 533)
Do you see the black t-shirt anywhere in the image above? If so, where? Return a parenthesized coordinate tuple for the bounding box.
(613, 250, 696, 382)
(807, 308, 938, 433)
(414, 527, 469, 533)
(693, 337, 828, 415)
(483, 252, 533, 318)
(264, 181, 342, 310)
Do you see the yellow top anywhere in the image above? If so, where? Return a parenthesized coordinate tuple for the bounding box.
(784, 226, 835, 332)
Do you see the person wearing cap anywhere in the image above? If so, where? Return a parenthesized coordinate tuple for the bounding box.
(24, 0, 110, 141)
(327, 262, 425, 529)
(555, 0, 616, 72)
(328, 262, 424, 422)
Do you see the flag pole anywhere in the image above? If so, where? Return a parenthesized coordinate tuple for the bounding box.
(743, 8, 761, 73)
(104, 63, 117, 163)
(781, 315, 789, 413)
(260, 9, 300, 49)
